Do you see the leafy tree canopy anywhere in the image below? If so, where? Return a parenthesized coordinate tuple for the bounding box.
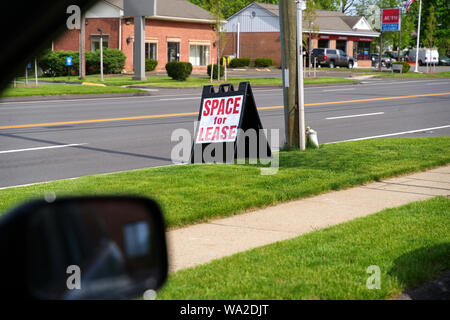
(189, 0, 449, 53)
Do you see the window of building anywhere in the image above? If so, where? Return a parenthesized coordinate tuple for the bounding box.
(318, 39, 329, 48)
(167, 42, 180, 62)
(91, 35, 109, 52)
(336, 40, 347, 53)
(189, 44, 210, 66)
(354, 41, 371, 60)
(145, 42, 157, 60)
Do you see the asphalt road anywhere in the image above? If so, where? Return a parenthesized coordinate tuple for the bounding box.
(0, 78, 449, 188)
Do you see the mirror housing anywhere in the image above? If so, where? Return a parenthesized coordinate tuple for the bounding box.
(0, 196, 168, 300)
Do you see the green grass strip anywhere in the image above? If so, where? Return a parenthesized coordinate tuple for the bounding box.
(1, 84, 143, 97)
(158, 196, 450, 300)
(14, 76, 356, 88)
(362, 71, 450, 78)
(0, 137, 449, 228)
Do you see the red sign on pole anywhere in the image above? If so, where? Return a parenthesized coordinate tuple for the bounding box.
(382, 8, 400, 24)
(381, 8, 400, 31)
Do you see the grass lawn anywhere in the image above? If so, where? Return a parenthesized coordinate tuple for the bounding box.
(157, 196, 450, 300)
(0, 137, 449, 228)
(362, 71, 450, 78)
(1, 84, 144, 97)
(23, 75, 356, 88)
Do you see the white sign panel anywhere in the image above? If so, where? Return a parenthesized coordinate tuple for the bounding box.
(124, 0, 156, 17)
(196, 95, 244, 144)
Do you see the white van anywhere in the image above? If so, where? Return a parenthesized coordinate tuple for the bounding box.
(408, 48, 439, 65)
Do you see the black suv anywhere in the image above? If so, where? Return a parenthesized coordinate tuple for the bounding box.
(311, 48, 355, 68)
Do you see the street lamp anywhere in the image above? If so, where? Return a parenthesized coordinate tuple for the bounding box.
(98, 28, 104, 82)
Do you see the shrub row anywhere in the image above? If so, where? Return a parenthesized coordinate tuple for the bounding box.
(145, 59, 158, 72)
(38, 49, 126, 76)
(254, 58, 273, 68)
(229, 58, 251, 68)
(207, 64, 225, 79)
(392, 61, 410, 73)
(165, 61, 193, 81)
(228, 57, 274, 68)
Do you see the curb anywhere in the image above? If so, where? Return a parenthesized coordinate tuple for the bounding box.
(1, 81, 361, 103)
(127, 81, 360, 91)
(0, 91, 152, 103)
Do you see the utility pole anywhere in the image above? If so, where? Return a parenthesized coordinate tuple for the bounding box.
(398, 8, 402, 61)
(237, 22, 240, 58)
(378, 10, 382, 72)
(378, 32, 383, 71)
(98, 28, 104, 82)
(414, 0, 422, 73)
(79, 12, 86, 79)
(297, 0, 306, 150)
(34, 58, 38, 86)
(279, 0, 299, 148)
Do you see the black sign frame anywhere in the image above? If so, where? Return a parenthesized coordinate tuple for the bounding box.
(190, 82, 272, 164)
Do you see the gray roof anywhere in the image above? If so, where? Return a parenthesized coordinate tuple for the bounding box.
(104, 0, 123, 8)
(250, 2, 375, 34)
(255, 2, 279, 16)
(105, 0, 215, 22)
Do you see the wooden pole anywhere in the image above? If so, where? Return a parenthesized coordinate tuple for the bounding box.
(279, 0, 299, 148)
(79, 12, 86, 79)
(297, 1, 306, 150)
(34, 58, 38, 86)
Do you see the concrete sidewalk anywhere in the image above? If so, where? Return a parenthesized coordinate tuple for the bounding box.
(167, 165, 450, 272)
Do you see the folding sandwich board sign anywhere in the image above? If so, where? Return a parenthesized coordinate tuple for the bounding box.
(190, 82, 271, 163)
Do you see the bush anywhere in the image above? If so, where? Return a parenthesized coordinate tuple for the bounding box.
(165, 62, 193, 81)
(38, 49, 126, 76)
(254, 58, 273, 68)
(145, 59, 158, 72)
(39, 50, 79, 77)
(229, 58, 251, 68)
(207, 64, 225, 79)
(86, 49, 126, 74)
(392, 61, 410, 73)
(101, 48, 126, 74)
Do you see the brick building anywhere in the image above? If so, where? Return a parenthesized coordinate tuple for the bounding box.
(223, 2, 380, 68)
(54, 0, 218, 72)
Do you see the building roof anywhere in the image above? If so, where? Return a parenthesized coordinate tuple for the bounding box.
(228, 2, 378, 36)
(254, 2, 279, 16)
(104, 0, 218, 23)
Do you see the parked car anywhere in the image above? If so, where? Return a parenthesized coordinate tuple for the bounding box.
(370, 53, 395, 68)
(311, 48, 355, 68)
(386, 51, 406, 62)
(407, 48, 439, 65)
(439, 54, 450, 66)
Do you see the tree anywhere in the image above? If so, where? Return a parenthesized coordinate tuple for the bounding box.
(189, 0, 278, 19)
(401, 0, 449, 53)
(340, 0, 357, 14)
(203, 0, 228, 78)
(424, 4, 436, 48)
(303, 0, 320, 68)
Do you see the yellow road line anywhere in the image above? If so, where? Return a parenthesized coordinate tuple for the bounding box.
(1, 92, 449, 130)
(259, 92, 450, 109)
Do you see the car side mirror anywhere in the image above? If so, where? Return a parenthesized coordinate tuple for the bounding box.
(0, 196, 168, 300)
